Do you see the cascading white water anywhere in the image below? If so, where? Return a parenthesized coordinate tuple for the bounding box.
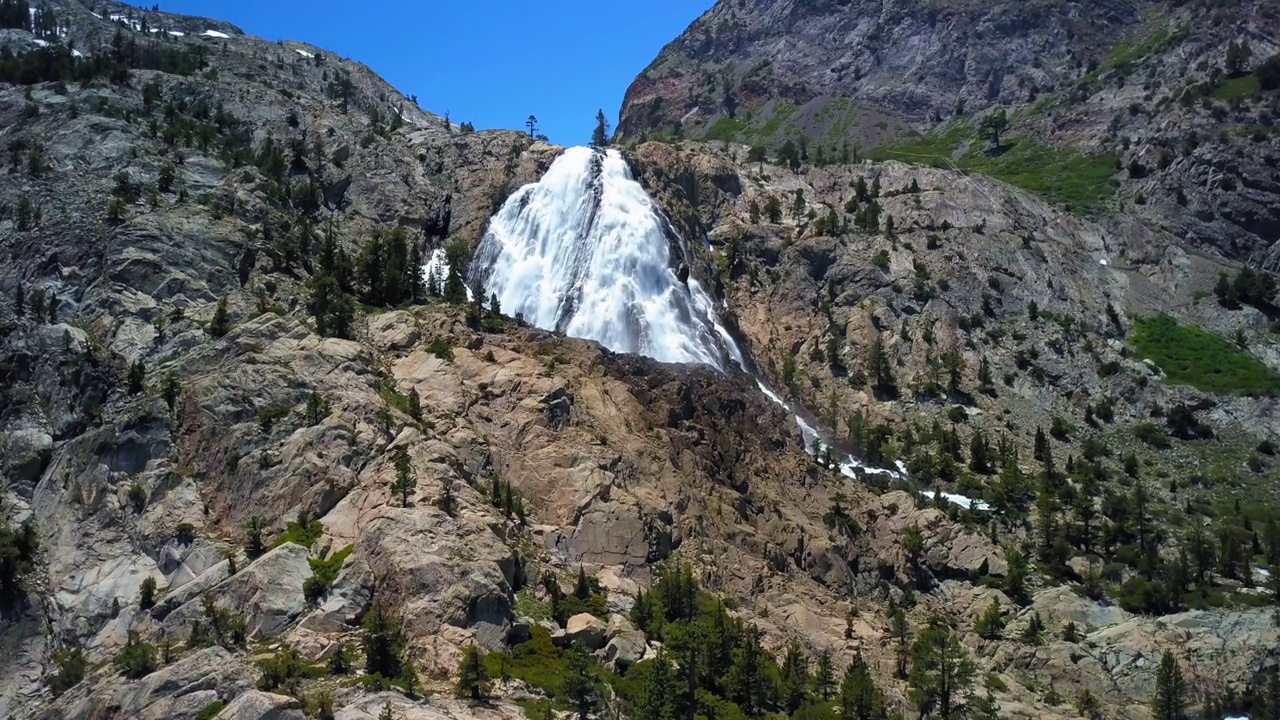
(472, 147, 742, 369)
(466, 145, 901, 481)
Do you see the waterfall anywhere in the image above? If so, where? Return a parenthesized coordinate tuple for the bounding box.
(467, 146, 900, 480)
(471, 147, 740, 369)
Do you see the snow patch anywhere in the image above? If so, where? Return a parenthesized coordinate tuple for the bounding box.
(168, 30, 185, 37)
(109, 14, 142, 31)
(1099, 258, 1109, 266)
(32, 38, 47, 47)
(72, 49, 84, 57)
(202, 30, 231, 39)
(295, 49, 314, 58)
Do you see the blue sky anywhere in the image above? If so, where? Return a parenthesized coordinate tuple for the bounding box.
(159, 0, 713, 145)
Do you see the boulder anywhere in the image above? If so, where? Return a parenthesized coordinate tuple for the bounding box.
(605, 613, 636, 640)
(218, 690, 306, 720)
(602, 630, 648, 670)
(560, 613, 607, 650)
(160, 543, 311, 640)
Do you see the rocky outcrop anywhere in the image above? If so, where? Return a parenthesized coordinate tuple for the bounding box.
(218, 691, 306, 720)
(40, 647, 257, 720)
(618, 0, 1280, 265)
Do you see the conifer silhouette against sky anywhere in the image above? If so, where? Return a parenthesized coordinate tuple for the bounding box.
(162, 0, 714, 144)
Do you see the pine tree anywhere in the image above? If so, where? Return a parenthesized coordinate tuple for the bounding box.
(638, 649, 675, 720)
(1261, 666, 1280, 720)
(209, 297, 230, 337)
(591, 109, 610, 147)
(974, 599, 1004, 640)
(162, 372, 180, 411)
(1225, 38, 1253, 78)
(138, 576, 157, 610)
(727, 624, 772, 714)
(1001, 546, 1029, 607)
(815, 649, 836, 700)
(563, 643, 600, 720)
(978, 107, 1009, 149)
(978, 357, 993, 392)
(244, 517, 266, 559)
(942, 349, 965, 392)
(908, 618, 975, 720)
(781, 640, 811, 713)
(1020, 612, 1044, 645)
(378, 702, 395, 720)
(442, 238, 470, 304)
(436, 478, 458, 517)
(839, 653, 887, 720)
(127, 360, 147, 395)
(890, 605, 910, 678)
(455, 644, 490, 700)
(391, 447, 415, 506)
(362, 601, 406, 680)
(407, 388, 421, 421)
(1150, 650, 1186, 720)
(867, 337, 895, 397)
(306, 274, 355, 339)
(969, 431, 993, 475)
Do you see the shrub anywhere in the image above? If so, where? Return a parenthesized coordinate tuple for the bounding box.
(303, 544, 353, 604)
(127, 482, 147, 512)
(175, 522, 197, 545)
(428, 338, 454, 361)
(194, 701, 227, 720)
(1132, 422, 1171, 448)
(257, 405, 290, 432)
(257, 644, 315, 692)
(114, 634, 158, 679)
(276, 511, 323, 548)
(872, 249, 890, 270)
(51, 647, 87, 696)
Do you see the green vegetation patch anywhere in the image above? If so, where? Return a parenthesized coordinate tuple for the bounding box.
(1212, 75, 1262, 102)
(875, 124, 1118, 211)
(1107, 27, 1171, 70)
(1130, 314, 1280, 396)
(704, 115, 749, 142)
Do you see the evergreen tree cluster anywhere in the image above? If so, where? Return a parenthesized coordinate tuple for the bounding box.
(1215, 267, 1277, 317)
(357, 226, 423, 307)
(0, 28, 207, 87)
(0, 511, 39, 610)
(187, 591, 249, 650)
(543, 567, 608, 625)
(0, 0, 31, 31)
(486, 473, 527, 524)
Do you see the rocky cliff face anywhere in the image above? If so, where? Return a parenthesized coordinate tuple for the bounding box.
(618, 0, 1280, 267)
(2, 2, 1279, 720)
